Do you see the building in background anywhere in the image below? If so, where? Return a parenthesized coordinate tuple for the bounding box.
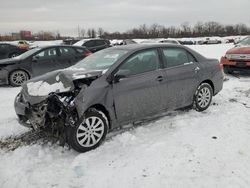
(20, 30, 32, 40)
(11, 33, 21, 40)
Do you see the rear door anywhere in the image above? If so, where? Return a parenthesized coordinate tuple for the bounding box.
(161, 47, 200, 109)
(112, 49, 165, 124)
(74, 47, 89, 62)
(31, 47, 62, 76)
(58, 46, 82, 67)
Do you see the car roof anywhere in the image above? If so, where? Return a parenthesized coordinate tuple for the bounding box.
(110, 43, 181, 51)
(109, 43, 207, 62)
(35, 45, 87, 49)
(0, 43, 18, 47)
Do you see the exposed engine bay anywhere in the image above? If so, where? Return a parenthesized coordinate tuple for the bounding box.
(16, 71, 102, 145)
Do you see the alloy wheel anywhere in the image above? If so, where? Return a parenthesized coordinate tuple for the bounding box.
(197, 87, 211, 108)
(76, 116, 105, 148)
(10, 70, 28, 86)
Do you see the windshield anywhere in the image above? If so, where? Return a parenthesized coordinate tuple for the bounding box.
(239, 37, 250, 46)
(14, 47, 41, 59)
(72, 48, 128, 71)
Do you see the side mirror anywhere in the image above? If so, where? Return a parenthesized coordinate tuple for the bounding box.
(113, 69, 130, 83)
(32, 55, 39, 62)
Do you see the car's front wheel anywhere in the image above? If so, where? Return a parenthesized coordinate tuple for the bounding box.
(67, 109, 108, 152)
(193, 83, 213, 112)
(9, 70, 29, 87)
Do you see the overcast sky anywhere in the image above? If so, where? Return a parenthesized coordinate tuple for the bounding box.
(0, 0, 250, 36)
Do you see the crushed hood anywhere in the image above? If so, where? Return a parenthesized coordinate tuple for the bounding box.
(227, 46, 250, 54)
(22, 68, 103, 101)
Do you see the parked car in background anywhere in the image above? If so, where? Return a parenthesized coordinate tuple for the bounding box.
(203, 37, 222, 44)
(140, 39, 160, 44)
(14, 44, 224, 152)
(234, 36, 250, 47)
(73, 38, 110, 53)
(0, 45, 91, 86)
(159, 39, 181, 45)
(121, 39, 137, 45)
(0, 43, 27, 59)
(221, 36, 250, 73)
(18, 40, 30, 50)
(63, 38, 80, 45)
(179, 38, 195, 45)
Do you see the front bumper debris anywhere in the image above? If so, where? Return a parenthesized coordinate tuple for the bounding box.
(14, 92, 79, 143)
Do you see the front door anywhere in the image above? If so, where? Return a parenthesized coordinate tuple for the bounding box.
(31, 47, 62, 76)
(112, 49, 165, 124)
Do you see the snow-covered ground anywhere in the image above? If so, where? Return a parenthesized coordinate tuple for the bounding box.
(1, 40, 63, 48)
(0, 44, 250, 188)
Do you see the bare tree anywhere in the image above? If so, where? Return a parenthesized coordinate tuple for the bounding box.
(87, 29, 92, 38)
(97, 27, 104, 37)
(80, 28, 86, 38)
(91, 28, 96, 38)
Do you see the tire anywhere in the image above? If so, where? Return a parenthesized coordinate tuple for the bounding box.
(67, 109, 108, 152)
(9, 70, 29, 87)
(193, 83, 213, 112)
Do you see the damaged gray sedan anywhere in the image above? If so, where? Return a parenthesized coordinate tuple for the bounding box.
(14, 44, 224, 152)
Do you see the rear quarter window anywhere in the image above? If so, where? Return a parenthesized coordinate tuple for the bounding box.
(59, 47, 76, 56)
(75, 47, 87, 54)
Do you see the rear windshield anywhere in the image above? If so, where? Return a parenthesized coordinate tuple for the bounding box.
(239, 37, 250, 46)
(14, 47, 41, 59)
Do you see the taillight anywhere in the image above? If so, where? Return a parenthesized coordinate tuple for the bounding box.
(219, 63, 223, 70)
(84, 51, 92, 57)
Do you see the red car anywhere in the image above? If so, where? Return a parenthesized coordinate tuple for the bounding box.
(221, 36, 250, 73)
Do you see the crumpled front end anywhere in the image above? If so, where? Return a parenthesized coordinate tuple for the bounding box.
(15, 91, 79, 139)
(14, 69, 103, 142)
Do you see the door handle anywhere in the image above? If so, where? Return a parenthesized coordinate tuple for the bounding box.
(184, 61, 194, 65)
(194, 67, 200, 73)
(156, 76, 163, 82)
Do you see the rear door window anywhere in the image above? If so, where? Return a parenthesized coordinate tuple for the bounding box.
(35, 48, 57, 61)
(162, 48, 194, 68)
(59, 47, 76, 57)
(75, 47, 87, 54)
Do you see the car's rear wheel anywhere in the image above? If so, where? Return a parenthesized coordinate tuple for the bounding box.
(67, 109, 108, 152)
(9, 70, 29, 87)
(193, 83, 213, 112)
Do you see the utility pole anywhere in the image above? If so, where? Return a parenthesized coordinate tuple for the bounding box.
(78, 25, 80, 39)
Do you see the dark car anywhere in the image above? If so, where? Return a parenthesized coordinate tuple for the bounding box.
(14, 44, 224, 152)
(63, 38, 80, 45)
(0, 45, 91, 86)
(73, 38, 110, 53)
(0, 43, 27, 59)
